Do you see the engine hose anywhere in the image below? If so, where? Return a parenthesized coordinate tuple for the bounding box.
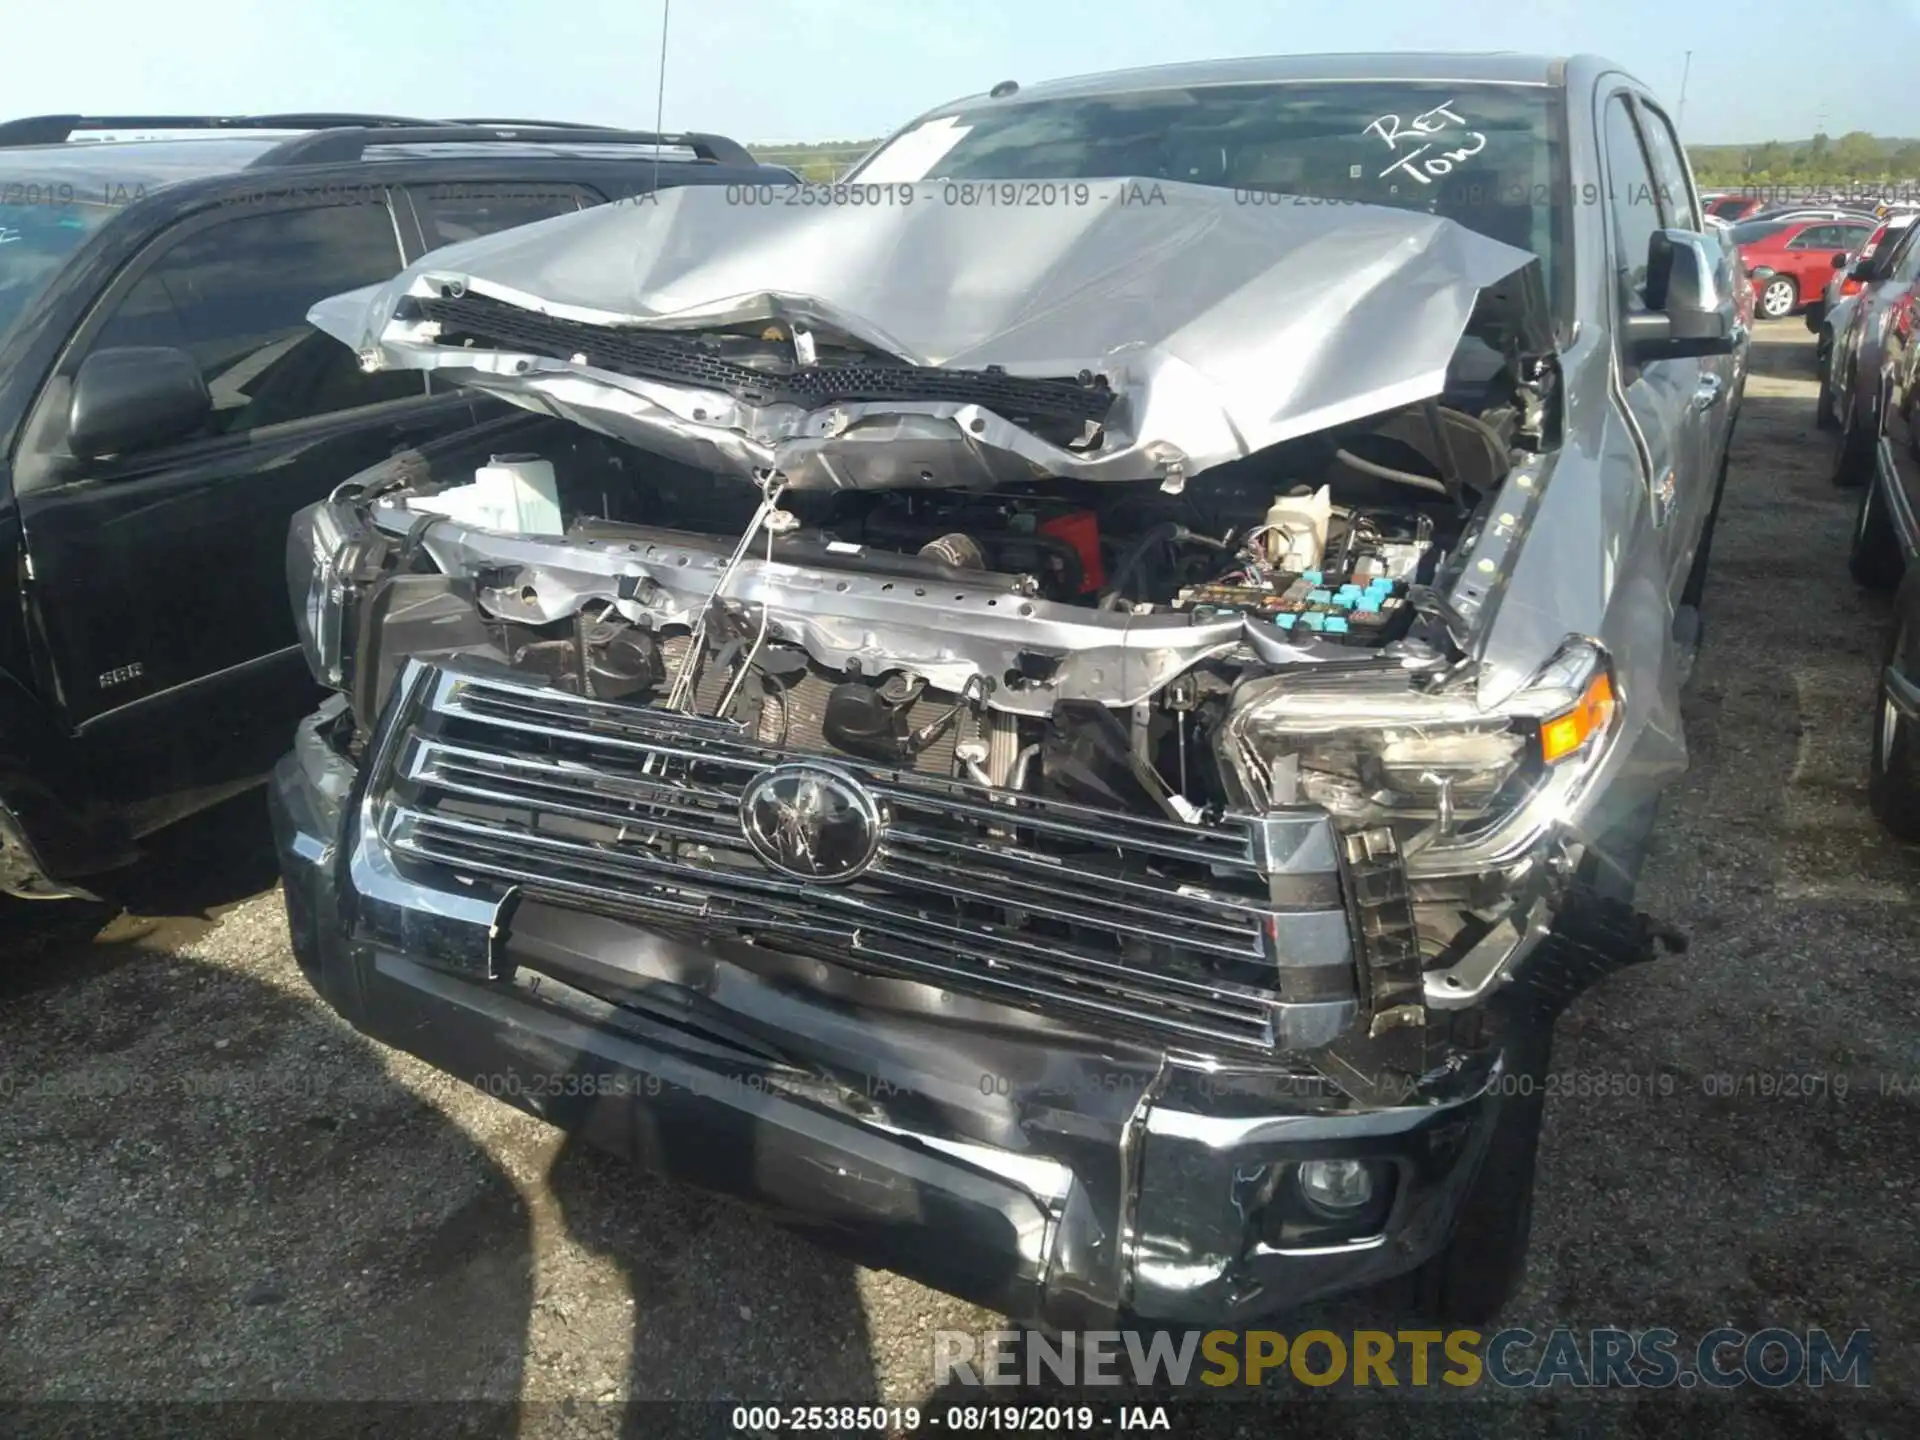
(1334, 446, 1451, 495)
(1099, 521, 1183, 608)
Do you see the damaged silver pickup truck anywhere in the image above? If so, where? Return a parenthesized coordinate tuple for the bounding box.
(271, 55, 1742, 1328)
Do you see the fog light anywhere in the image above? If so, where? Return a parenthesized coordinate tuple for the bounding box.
(1297, 1158, 1375, 1214)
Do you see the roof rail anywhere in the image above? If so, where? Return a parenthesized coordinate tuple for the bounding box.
(249, 124, 757, 169)
(441, 118, 612, 130)
(0, 113, 437, 147)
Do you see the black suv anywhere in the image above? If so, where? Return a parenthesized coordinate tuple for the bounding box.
(0, 113, 792, 899)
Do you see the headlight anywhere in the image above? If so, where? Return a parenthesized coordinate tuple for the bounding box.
(287, 500, 356, 689)
(1220, 640, 1617, 866)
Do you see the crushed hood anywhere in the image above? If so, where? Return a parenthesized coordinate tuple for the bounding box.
(310, 179, 1548, 491)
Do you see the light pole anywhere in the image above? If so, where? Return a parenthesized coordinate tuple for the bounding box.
(1677, 50, 1692, 134)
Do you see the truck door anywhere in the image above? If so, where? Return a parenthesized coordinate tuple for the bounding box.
(1600, 90, 1712, 605)
(1634, 93, 1737, 547)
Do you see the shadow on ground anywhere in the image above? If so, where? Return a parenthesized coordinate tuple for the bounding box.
(0, 782, 883, 1438)
(0, 789, 283, 1002)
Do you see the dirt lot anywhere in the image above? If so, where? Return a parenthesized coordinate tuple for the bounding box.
(1, 321, 1915, 1437)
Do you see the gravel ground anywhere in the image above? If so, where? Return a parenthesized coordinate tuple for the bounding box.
(1, 321, 1914, 1437)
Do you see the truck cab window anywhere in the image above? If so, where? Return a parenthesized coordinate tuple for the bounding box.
(1602, 94, 1663, 310)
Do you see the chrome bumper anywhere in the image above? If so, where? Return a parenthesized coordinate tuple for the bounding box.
(270, 685, 1515, 1329)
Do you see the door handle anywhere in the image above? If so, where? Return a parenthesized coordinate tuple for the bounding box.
(1691, 373, 1726, 412)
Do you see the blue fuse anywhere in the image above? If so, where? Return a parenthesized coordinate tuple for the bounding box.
(1307, 588, 1333, 604)
(1299, 611, 1326, 631)
(1323, 615, 1350, 634)
(1356, 594, 1383, 613)
(1274, 611, 1298, 629)
(1302, 570, 1323, 586)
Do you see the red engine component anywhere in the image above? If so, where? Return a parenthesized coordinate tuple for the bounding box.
(1039, 510, 1104, 593)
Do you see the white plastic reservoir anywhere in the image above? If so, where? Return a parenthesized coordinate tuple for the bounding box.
(405, 452, 564, 535)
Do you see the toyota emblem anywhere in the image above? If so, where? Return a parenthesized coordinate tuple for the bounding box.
(739, 762, 883, 882)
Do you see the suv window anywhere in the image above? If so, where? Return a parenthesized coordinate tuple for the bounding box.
(1602, 94, 1663, 309)
(83, 202, 420, 438)
(1633, 101, 1698, 230)
(408, 182, 595, 250)
(0, 198, 118, 346)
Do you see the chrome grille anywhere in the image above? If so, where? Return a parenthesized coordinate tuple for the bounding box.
(373, 663, 1358, 1053)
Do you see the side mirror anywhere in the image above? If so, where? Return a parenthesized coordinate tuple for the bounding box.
(1832, 251, 1852, 270)
(67, 347, 211, 462)
(1624, 229, 1736, 362)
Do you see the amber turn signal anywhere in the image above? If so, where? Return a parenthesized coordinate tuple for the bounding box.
(1539, 671, 1616, 765)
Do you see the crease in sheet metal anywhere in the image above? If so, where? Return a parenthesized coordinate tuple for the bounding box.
(310, 179, 1542, 492)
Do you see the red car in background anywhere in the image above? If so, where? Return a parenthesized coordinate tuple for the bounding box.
(1735, 215, 1878, 318)
(1705, 193, 1766, 222)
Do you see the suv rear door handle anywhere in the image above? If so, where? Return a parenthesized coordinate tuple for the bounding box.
(1691, 374, 1726, 412)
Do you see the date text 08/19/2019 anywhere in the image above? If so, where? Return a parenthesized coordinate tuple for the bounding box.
(728, 1404, 1170, 1432)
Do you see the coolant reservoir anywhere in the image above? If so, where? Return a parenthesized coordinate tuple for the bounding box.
(1263, 485, 1331, 571)
(406, 452, 563, 535)
(475, 454, 562, 535)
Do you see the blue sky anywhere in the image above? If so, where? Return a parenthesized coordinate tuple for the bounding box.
(10, 0, 1917, 146)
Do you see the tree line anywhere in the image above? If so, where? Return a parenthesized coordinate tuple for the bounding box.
(748, 139, 873, 181)
(1686, 132, 1920, 187)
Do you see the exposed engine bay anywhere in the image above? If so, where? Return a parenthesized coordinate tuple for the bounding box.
(306, 179, 1573, 854)
(335, 379, 1545, 834)
(294, 183, 1632, 1073)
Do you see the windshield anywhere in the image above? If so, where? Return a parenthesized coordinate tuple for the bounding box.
(0, 199, 115, 343)
(854, 81, 1567, 313)
(1730, 220, 1788, 246)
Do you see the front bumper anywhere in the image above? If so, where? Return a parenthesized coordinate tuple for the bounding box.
(270, 699, 1518, 1330)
